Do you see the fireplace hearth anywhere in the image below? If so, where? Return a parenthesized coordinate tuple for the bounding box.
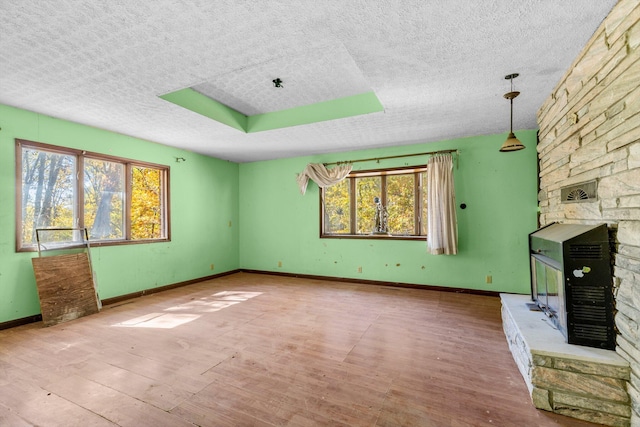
(501, 294, 630, 426)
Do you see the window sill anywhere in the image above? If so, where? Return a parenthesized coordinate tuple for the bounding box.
(320, 234, 426, 241)
(17, 238, 171, 253)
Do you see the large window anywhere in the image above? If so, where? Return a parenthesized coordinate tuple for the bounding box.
(16, 139, 169, 251)
(322, 166, 427, 239)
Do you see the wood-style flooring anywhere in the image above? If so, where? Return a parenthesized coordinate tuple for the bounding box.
(0, 272, 598, 426)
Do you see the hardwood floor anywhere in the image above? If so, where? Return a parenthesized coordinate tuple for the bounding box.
(0, 272, 598, 426)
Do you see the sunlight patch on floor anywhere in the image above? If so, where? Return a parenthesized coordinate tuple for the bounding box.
(112, 312, 200, 329)
(112, 290, 262, 328)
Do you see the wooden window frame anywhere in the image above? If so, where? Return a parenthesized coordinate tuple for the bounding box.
(320, 165, 427, 240)
(15, 139, 171, 252)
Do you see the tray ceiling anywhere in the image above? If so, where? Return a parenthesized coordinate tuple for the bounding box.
(191, 44, 374, 116)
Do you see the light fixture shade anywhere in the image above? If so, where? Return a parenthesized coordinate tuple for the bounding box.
(499, 132, 525, 152)
(500, 73, 525, 152)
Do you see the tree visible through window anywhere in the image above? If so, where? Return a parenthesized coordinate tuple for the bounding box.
(321, 166, 428, 238)
(323, 179, 350, 234)
(355, 176, 380, 234)
(131, 166, 163, 239)
(16, 140, 169, 251)
(387, 174, 415, 235)
(84, 158, 125, 240)
(20, 147, 76, 245)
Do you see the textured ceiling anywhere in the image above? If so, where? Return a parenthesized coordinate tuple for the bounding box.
(0, 1, 617, 163)
(191, 44, 374, 115)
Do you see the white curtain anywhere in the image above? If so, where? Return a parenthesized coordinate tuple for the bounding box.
(296, 163, 352, 195)
(427, 154, 458, 255)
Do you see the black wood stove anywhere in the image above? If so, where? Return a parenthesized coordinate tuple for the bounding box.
(529, 222, 615, 350)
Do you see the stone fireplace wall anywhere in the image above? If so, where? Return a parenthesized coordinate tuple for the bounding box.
(537, 0, 640, 424)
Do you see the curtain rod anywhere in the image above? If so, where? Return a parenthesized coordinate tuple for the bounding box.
(323, 149, 459, 166)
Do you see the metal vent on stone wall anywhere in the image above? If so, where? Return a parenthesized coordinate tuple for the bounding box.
(560, 180, 597, 203)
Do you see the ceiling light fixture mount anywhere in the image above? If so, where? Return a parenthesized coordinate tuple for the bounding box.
(499, 73, 525, 152)
(272, 78, 283, 88)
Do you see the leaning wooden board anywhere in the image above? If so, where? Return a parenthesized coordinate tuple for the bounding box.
(32, 253, 100, 326)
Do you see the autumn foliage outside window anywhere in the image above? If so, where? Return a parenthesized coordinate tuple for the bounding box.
(321, 166, 428, 239)
(16, 140, 169, 251)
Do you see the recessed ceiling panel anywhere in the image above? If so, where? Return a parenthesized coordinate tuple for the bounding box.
(160, 43, 384, 132)
(193, 44, 374, 115)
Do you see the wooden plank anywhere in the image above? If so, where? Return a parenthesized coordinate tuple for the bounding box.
(32, 253, 99, 326)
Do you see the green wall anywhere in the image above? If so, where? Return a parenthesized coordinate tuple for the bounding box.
(1, 102, 538, 325)
(0, 104, 240, 323)
(239, 131, 539, 293)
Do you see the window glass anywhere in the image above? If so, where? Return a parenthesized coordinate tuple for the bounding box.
(323, 179, 350, 234)
(21, 147, 77, 245)
(387, 174, 415, 235)
(84, 158, 125, 240)
(355, 176, 380, 234)
(131, 165, 164, 240)
(421, 171, 428, 235)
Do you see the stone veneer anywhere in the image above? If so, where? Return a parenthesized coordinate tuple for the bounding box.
(536, 0, 640, 425)
(502, 294, 630, 426)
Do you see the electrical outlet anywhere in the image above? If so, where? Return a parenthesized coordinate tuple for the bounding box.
(228, 221, 232, 227)
(210, 264, 215, 270)
(278, 261, 282, 268)
(486, 275, 492, 284)
(357, 266, 362, 273)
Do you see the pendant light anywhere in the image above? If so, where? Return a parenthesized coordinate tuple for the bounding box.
(500, 73, 525, 152)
